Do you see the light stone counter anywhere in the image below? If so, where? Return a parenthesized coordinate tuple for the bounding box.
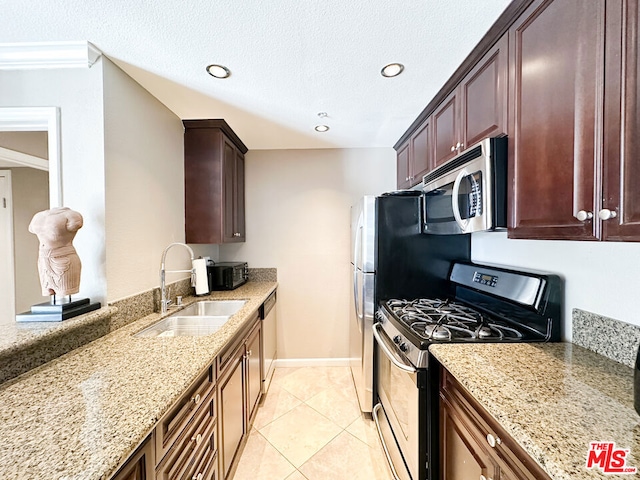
(0, 281, 277, 480)
(430, 343, 640, 480)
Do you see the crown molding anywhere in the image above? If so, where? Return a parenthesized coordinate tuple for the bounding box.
(0, 41, 102, 70)
(0, 147, 48, 171)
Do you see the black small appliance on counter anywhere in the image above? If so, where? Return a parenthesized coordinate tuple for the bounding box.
(207, 262, 248, 290)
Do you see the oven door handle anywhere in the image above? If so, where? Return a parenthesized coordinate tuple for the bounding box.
(373, 323, 417, 373)
(451, 169, 470, 232)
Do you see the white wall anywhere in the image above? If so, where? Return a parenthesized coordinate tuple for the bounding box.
(103, 59, 187, 302)
(0, 64, 107, 304)
(0, 132, 48, 158)
(219, 148, 396, 359)
(472, 231, 640, 341)
(10, 167, 49, 312)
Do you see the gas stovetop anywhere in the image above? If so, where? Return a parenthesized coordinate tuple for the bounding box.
(385, 298, 526, 342)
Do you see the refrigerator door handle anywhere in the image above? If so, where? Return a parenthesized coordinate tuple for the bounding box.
(353, 269, 363, 333)
(354, 219, 364, 271)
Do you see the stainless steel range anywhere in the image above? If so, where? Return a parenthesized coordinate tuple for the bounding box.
(372, 262, 562, 480)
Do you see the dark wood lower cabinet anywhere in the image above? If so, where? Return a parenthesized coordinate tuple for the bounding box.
(111, 435, 155, 480)
(111, 310, 267, 480)
(219, 344, 246, 479)
(439, 366, 551, 480)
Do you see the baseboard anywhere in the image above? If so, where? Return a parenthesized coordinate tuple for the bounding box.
(274, 358, 350, 368)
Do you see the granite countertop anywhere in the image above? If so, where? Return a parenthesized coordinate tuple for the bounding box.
(430, 342, 640, 480)
(0, 281, 277, 480)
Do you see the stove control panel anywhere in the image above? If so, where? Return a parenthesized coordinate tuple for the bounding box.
(473, 271, 498, 287)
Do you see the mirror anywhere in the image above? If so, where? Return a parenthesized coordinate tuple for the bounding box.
(0, 107, 61, 325)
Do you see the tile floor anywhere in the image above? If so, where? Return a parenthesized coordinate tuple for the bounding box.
(232, 366, 394, 480)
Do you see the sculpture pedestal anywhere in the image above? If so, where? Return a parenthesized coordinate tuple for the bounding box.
(16, 297, 101, 322)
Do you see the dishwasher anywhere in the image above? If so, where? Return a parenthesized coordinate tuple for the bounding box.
(260, 290, 277, 394)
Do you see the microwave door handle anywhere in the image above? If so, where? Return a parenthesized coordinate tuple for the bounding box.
(451, 169, 470, 232)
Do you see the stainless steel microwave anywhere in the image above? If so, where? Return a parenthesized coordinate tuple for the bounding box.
(422, 137, 507, 235)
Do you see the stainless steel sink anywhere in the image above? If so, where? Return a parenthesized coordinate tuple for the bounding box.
(177, 300, 247, 317)
(134, 316, 230, 337)
(133, 300, 247, 337)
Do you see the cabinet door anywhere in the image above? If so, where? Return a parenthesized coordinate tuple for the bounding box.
(440, 397, 499, 480)
(246, 323, 262, 422)
(111, 435, 155, 480)
(603, 0, 640, 240)
(222, 140, 236, 243)
(234, 151, 246, 241)
(396, 141, 411, 189)
(410, 119, 432, 185)
(461, 34, 508, 148)
(508, 0, 605, 240)
(433, 90, 460, 167)
(218, 345, 245, 479)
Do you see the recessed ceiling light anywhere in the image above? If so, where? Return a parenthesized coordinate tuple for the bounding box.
(315, 125, 330, 132)
(206, 64, 231, 78)
(381, 63, 404, 78)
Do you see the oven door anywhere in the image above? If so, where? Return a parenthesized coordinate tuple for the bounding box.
(373, 323, 420, 480)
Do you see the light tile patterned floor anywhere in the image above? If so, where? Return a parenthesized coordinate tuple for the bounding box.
(232, 366, 394, 480)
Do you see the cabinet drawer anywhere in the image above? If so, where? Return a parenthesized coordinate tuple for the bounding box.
(217, 312, 259, 374)
(187, 421, 218, 480)
(156, 365, 216, 462)
(156, 386, 217, 480)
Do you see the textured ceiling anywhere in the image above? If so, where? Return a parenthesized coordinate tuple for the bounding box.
(3, 0, 511, 150)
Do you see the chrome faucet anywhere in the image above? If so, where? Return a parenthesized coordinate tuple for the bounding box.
(160, 242, 196, 314)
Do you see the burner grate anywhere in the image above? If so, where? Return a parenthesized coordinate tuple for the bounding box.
(385, 298, 524, 342)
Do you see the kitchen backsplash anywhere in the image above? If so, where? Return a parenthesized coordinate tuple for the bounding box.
(572, 308, 640, 368)
(248, 268, 277, 282)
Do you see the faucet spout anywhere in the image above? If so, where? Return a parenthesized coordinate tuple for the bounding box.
(160, 242, 196, 314)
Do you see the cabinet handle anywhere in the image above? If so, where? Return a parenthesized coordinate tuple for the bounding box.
(575, 210, 593, 221)
(192, 393, 201, 405)
(598, 208, 617, 220)
(192, 433, 202, 446)
(233, 232, 241, 237)
(486, 433, 501, 448)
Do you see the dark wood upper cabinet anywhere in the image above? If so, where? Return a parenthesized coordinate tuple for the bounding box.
(184, 119, 247, 244)
(508, 0, 605, 240)
(433, 91, 459, 168)
(461, 34, 508, 148)
(395, 119, 432, 189)
(603, 0, 640, 240)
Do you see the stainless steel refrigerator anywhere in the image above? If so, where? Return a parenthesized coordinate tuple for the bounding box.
(349, 192, 470, 413)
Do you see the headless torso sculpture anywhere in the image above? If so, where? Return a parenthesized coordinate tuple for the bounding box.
(28, 207, 83, 298)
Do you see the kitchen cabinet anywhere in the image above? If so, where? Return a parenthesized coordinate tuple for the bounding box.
(439, 367, 551, 480)
(602, 0, 640, 240)
(396, 119, 432, 189)
(184, 119, 248, 244)
(433, 35, 508, 169)
(111, 435, 155, 480)
(507, 0, 606, 240)
(217, 312, 262, 479)
(155, 364, 218, 480)
(396, 34, 507, 183)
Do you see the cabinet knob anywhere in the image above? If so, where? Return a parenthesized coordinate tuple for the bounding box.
(480, 476, 487, 480)
(233, 232, 241, 237)
(192, 393, 201, 405)
(486, 433, 501, 448)
(192, 433, 202, 446)
(192, 473, 203, 480)
(575, 210, 593, 221)
(456, 142, 463, 150)
(405, 176, 410, 181)
(451, 145, 456, 152)
(598, 208, 617, 220)
(247, 350, 252, 356)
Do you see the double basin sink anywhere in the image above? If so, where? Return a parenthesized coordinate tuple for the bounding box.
(134, 300, 247, 337)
